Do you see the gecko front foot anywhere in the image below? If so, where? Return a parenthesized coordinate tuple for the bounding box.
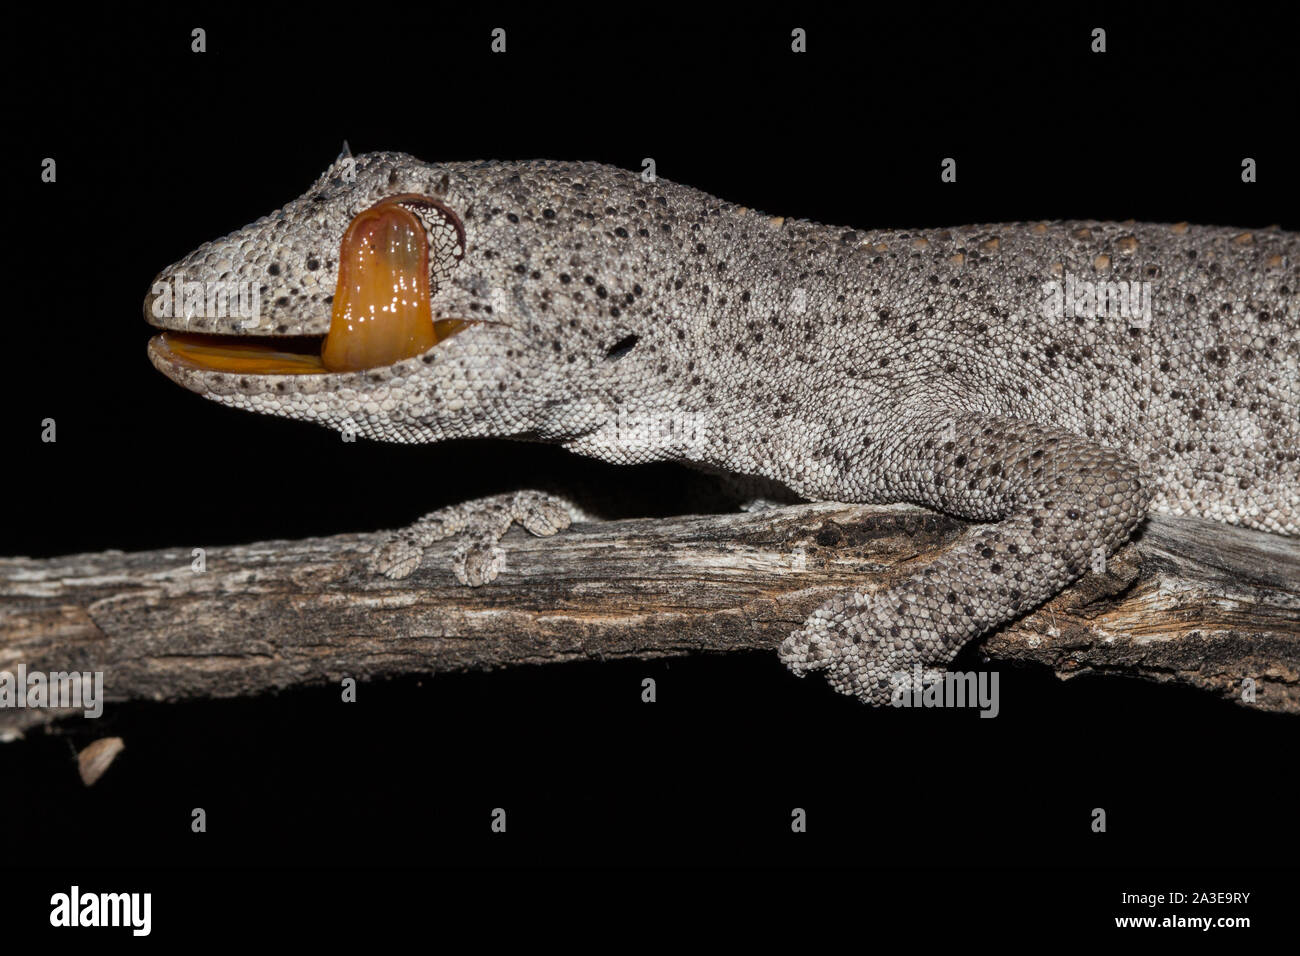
(367, 491, 577, 585)
(780, 584, 964, 705)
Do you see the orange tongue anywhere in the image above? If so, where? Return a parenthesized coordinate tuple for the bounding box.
(321, 202, 435, 372)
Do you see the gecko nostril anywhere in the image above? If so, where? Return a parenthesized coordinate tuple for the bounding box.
(604, 334, 639, 361)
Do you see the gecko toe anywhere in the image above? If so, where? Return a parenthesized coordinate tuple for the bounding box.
(779, 619, 837, 675)
(368, 538, 424, 580)
(453, 540, 508, 586)
(517, 496, 573, 537)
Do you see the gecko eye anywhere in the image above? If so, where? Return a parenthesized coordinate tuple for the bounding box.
(388, 194, 467, 294)
(322, 195, 467, 372)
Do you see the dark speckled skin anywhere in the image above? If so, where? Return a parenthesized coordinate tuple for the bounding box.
(146, 152, 1298, 702)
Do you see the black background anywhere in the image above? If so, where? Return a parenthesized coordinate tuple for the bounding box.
(3, 2, 1295, 938)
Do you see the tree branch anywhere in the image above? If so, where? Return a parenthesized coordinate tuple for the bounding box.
(2, 503, 1297, 738)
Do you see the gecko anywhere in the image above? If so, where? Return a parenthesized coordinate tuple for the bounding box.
(143, 150, 1299, 704)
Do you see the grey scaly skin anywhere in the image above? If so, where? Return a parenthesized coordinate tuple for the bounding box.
(145, 151, 1300, 704)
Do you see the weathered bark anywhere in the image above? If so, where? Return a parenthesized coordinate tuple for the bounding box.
(2, 503, 1297, 738)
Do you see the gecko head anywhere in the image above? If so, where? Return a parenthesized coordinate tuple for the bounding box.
(144, 150, 651, 444)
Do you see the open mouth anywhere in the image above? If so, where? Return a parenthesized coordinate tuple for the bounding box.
(154, 321, 469, 375)
(150, 197, 468, 375)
